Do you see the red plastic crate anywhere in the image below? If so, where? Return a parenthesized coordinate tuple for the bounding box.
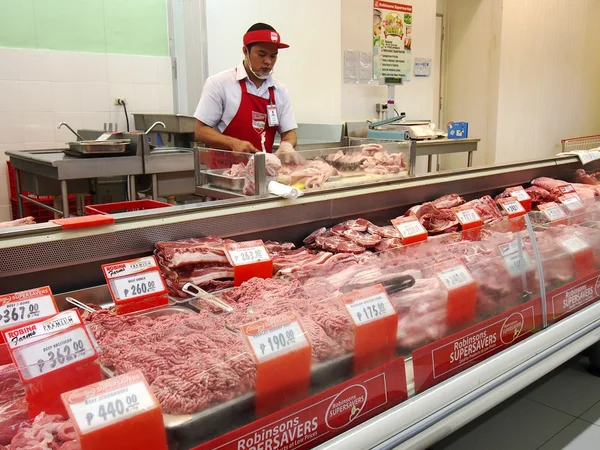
(85, 200, 171, 215)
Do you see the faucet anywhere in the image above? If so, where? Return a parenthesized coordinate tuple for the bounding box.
(57, 122, 84, 140)
(144, 121, 166, 134)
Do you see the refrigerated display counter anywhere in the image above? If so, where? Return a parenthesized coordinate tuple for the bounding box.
(1, 154, 600, 450)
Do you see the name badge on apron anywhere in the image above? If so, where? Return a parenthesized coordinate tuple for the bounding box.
(267, 104, 279, 127)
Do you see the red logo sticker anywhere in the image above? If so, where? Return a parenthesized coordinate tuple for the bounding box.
(325, 384, 368, 430)
(252, 111, 266, 134)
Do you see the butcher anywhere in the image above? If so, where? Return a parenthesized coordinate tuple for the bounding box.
(194, 23, 298, 155)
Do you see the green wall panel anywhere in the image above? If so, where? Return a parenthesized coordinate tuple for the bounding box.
(103, 0, 168, 56)
(0, 0, 37, 48)
(33, 0, 107, 53)
(0, 0, 168, 56)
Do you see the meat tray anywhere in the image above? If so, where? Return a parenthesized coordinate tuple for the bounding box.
(98, 305, 356, 447)
(202, 168, 245, 192)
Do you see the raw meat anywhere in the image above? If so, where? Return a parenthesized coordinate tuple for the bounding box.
(303, 227, 327, 245)
(405, 203, 459, 234)
(367, 224, 401, 239)
(272, 249, 334, 274)
(9, 413, 79, 450)
(325, 145, 406, 174)
(243, 153, 282, 195)
(155, 236, 233, 269)
(575, 169, 598, 185)
(525, 186, 555, 206)
(0, 364, 28, 446)
(532, 176, 599, 200)
(0, 217, 35, 228)
(432, 194, 465, 209)
(86, 310, 256, 415)
(315, 232, 366, 254)
(278, 159, 339, 188)
(223, 163, 247, 177)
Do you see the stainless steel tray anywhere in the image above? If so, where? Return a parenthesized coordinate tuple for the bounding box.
(64, 139, 130, 157)
(202, 168, 245, 192)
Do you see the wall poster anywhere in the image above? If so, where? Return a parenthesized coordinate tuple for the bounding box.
(373, 1, 413, 80)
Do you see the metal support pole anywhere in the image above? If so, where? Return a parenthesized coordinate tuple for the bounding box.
(254, 152, 267, 195)
(15, 168, 24, 218)
(128, 175, 137, 201)
(427, 155, 433, 173)
(408, 140, 417, 176)
(60, 180, 70, 218)
(468, 151, 474, 167)
(19, 194, 63, 216)
(152, 174, 159, 200)
(76, 194, 85, 216)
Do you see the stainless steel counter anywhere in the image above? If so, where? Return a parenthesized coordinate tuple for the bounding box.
(7, 148, 195, 217)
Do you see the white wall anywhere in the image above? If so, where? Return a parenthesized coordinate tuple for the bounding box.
(340, 0, 438, 121)
(494, 0, 600, 163)
(204, 0, 342, 124)
(0, 48, 174, 221)
(442, 0, 502, 169)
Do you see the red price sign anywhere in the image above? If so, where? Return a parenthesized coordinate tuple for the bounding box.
(557, 184, 576, 195)
(102, 256, 168, 313)
(62, 370, 167, 450)
(391, 217, 428, 245)
(240, 312, 311, 417)
(498, 197, 526, 218)
(452, 208, 483, 235)
(341, 284, 398, 375)
(225, 240, 273, 286)
(436, 264, 478, 328)
(559, 193, 584, 212)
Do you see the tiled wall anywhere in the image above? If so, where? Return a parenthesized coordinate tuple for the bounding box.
(0, 47, 174, 222)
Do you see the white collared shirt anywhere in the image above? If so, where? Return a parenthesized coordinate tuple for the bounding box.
(194, 62, 297, 135)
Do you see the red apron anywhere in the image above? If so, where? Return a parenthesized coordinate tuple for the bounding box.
(222, 79, 278, 153)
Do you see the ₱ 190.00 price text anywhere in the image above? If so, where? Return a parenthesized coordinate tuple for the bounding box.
(259, 329, 296, 356)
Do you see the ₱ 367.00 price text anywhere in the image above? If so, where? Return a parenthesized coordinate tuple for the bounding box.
(2, 303, 41, 324)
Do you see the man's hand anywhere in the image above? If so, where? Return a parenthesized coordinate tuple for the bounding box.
(276, 141, 306, 165)
(230, 139, 259, 153)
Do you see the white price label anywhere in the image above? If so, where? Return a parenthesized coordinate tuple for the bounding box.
(344, 292, 395, 325)
(15, 326, 94, 380)
(502, 200, 525, 215)
(438, 265, 474, 290)
(110, 270, 164, 301)
(455, 209, 481, 224)
(561, 196, 583, 211)
(578, 151, 600, 165)
(69, 381, 156, 434)
(0, 296, 57, 331)
(560, 236, 590, 254)
(503, 252, 532, 277)
(542, 206, 567, 221)
(394, 220, 427, 239)
(228, 246, 270, 266)
(498, 240, 521, 257)
(245, 320, 308, 363)
(510, 190, 530, 202)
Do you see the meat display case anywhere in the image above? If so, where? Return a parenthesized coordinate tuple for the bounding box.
(2, 154, 600, 450)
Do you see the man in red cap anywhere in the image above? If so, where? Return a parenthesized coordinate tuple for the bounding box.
(194, 23, 297, 153)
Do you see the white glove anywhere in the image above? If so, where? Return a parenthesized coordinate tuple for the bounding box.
(275, 141, 305, 165)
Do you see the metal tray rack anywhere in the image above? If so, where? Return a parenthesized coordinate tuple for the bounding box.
(201, 168, 245, 192)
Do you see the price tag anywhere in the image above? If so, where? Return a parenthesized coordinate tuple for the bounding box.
(559, 193, 584, 212)
(499, 198, 526, 216)
(454, 209, 481, 225)
(560, 236, 590, 254)
(343, 288, 396, 325)
(340, 284, 398, 374)
(539, 202, 567, 222)
(240, 312, 312, 417)
(225, 240, 271, 266)
(102, 256, 168, 312)
(392, 217, 427, 238)
(3, 310, 97, 382)
(557, 184, 576, 195)
(510, 189, 531, 202)
(68, 381, 156, 433)
(0, 287, 58, 333)
(437, 265, 474, 290)
(111, 271, 164, 301)
(63, 370, 167, 449)
(15, 326, 94, 380)
(498, 240, 521, 257)
(241, 312, 309, 363)
(503, 252, 532, 277)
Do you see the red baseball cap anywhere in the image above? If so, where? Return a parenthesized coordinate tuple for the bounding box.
(243, 29, 289, 49)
